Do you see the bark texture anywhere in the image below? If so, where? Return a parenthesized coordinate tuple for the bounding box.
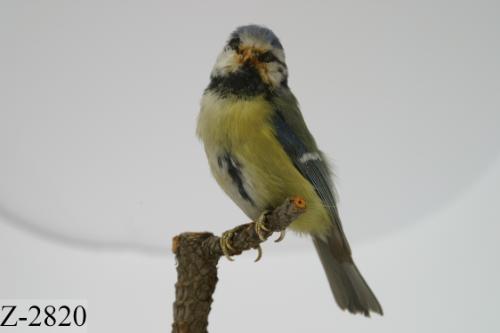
(171, 196, 306, 333)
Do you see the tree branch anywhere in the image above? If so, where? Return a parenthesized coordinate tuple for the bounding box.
(171, 196, 306, 333)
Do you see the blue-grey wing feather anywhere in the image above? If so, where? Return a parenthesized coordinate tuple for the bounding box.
(271, 96, 351, 257)
(270, 90, 381, 313)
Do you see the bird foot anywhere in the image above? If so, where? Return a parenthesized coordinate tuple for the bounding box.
(254, 210, 287, 243)
(252, 210, 287, 261)
(220, 209, 288, 262)
(219, 229, 237, 261)
(220, 228, 264, 262)
(254, 211, 271, 241)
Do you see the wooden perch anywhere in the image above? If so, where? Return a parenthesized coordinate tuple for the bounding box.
(171, 196, 306, 333)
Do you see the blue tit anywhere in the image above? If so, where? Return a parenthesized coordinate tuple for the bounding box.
(197, 25, 383, 316)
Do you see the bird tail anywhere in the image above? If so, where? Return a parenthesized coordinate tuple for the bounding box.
(312, 234, 383, 316)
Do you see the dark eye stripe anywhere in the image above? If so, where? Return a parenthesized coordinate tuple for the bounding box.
(258, 51, 278, 63)
(257, 51, 287, 68)
(227, 37, 240, 50)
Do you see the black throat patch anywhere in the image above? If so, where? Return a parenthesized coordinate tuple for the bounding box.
(206, 64, 269, 98)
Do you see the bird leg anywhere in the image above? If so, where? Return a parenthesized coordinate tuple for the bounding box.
(220, 208, 290, 262)
(219, 229, 237, 261)
(254, 209, 287, 243)
(252, 210, 286, 261)
(252, 212, 271, 262)
(254, 210, 271, 241)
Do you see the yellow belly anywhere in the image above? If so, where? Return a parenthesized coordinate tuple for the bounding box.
(197, 92, 331, 236)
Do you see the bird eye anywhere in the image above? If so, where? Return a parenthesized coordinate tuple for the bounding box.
(258, 51, 278, 63)
(227, 37, 240, 50)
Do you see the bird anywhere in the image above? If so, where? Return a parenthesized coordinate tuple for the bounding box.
(196, 24, 383, 316)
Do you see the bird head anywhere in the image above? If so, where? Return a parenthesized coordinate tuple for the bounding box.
(210, 25, 288, 91)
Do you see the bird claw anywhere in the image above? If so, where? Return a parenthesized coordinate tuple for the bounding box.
(254, 211, 270, 241)
(274, 229, 286, 243)
(220, 230, 236, 261)
(254, 245, 263, 262)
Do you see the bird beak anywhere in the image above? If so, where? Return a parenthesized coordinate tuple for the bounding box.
(240, 48, 254, 64)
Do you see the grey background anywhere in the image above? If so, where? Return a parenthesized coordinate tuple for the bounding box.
(1, 0, 499, 332)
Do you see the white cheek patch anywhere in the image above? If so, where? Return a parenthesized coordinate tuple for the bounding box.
(211, 48, 239, 77)
(263, 62, 287, 87)
(299, 152, 322, 164)
(272, 48, 286, 64)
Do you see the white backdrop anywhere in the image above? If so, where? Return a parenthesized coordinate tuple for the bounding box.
(1, 0, 499, 332)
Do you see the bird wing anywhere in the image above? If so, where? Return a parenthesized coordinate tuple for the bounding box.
(270, 90, 352, 259)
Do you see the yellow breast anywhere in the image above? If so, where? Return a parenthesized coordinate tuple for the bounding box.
(197, 92, 272, 149)
(197, 92, 331, 236)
